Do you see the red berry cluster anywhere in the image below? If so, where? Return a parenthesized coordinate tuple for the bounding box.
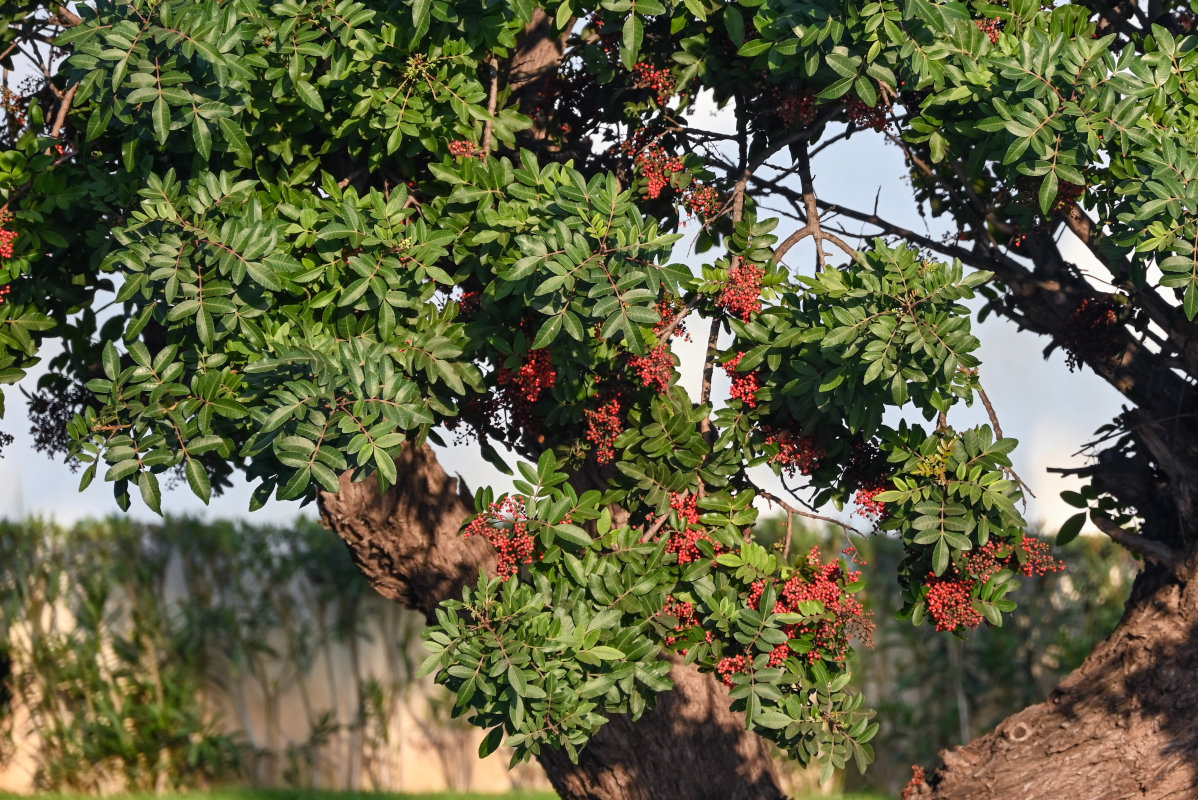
(722, 352, 761, 408)
(455, 289, 481, 320)
(1061, 295, 1122, 372)
(924, 576, 983, 632)
(716, 654, 749, 687)
(853, 481, 889, 520)
(631, 142, 685, 199)
(663, 493, 721, 565)
(670, 492, 701, 526)
(0, 285, 11, 305)
(965, 538, 1064, 581)
(463, 496, 537, 580)
(843, 97, 891, 131)
(745, 548, 874, 666)
(901, 765, 926, 800)
(0, 211, 16, 259)
(975, 18, 1003, 43)
(584, 398, 624, 464)
(777, 93, 817, 127)
(657, 595, 712, 647)
(628, 343, 674, 393)
(682, 184, 721, 222)
(765, 429, 826, 478)
(653, 296, 690, 341)
(717, 262, 764, 320)
(448, 139, 479, 158)
(1177, 9, 1196, 30)
(1, 88, 26, 129)
(633, 62, 675, 105)
(499, 348, 556, 403)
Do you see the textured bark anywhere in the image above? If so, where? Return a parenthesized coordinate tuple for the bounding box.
(318, 445, 786, 800)
(912, 555, 1198, 800)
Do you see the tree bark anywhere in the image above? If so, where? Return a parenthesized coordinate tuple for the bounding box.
(911, 554, 1198, 800)
(318, 445, 786, 800)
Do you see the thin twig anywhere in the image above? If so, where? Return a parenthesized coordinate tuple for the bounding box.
(755, 487, 865, 538)
(48, 84, 75, 140)
(481, 57, 499, 157)
(781, 511, 794, 562)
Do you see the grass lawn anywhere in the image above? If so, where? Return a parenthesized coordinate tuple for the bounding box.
(0, 790, 893, 800)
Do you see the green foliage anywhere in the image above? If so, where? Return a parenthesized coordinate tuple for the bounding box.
(2, 0, 1187, 781)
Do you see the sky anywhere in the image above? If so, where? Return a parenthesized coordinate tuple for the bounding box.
(0, 89, 1124, 532)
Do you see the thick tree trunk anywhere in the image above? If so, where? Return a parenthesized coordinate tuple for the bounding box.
(317, 445, 786, 800)
(912, 554, 1198, 800)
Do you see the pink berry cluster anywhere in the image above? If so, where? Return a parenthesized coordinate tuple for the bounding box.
(663, 492, 722, 564)
(975, 17, 1003, 43)
(844, 97, 891, 131)
(924, 577, 983, 632)
(498, 348, 556, 403)
(923, 538, 1064, 632)
(682, 184, 721, 221)
(1, 88, 26, 129)
(463, 496, 537, 580)
(657, 595, 713, 648)
(633, 62, 675, 105)
(853, 482, 889, 520)
(716, 654, 749, 687)
(722, 352, 761, 408)
(0, 211, 16, 259)
(628, 344, 674, 392)
(717, 262, 764, 320)
(764, 429, 826, 477)
(584, 398, 624, 464)
(630, 141, 685, 199)
(734, 548, 874, 677)
(448, 139, 479, 158)
(777, 93, 818, 127)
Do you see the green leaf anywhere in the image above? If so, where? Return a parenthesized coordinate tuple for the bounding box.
(1056, 512, 1086, 546)
(185, 458, 212, 504)
(138, 470, 162, 515)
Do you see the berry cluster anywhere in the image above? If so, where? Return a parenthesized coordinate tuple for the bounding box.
(1061, 295, 1122, 372)
(716, 654, 749, 687)
(455, 289, 481, 320)
(844, 97, 892, 131)
(670, 492, 701, 526)
(653, 295, 689, 341)
(745, 548, 874, 666)
(853, 482, 889, 520)
(717, 262, 764, 320)
(901, 766, 926, 800)
(628, 343, 674, 393)
(765, 430, 826, 478)
(722, 352, 761, 408)
(657, 595, 713, 648)
(0, 285, 11, 305)
(633, 62, 675, 105)
(499, 349, 556, 403)
(629, 141, 685, 199)
(448, 139, 479, 158)
(923, 538, 1064, 633)
(462, 496, 537, 580)
(682, 184, 722, 222)
(924, 577, 983, 632)
(584, 398, 623, 464)
(1, 88, 27, 130)
(776, 93, 817, 128)
(975, 18, 1003, 43)
(0, 210, 16, 259)
(663, 493, 721, 565)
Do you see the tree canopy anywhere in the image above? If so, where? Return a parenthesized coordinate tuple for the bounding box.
(4, 0, 1198, 794)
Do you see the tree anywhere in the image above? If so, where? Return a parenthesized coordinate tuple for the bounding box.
(2, 0, 1197, 797)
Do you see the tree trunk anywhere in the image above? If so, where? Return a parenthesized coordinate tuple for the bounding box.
(911, 554, 1198, 800)
(318, 445, 787, 800)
